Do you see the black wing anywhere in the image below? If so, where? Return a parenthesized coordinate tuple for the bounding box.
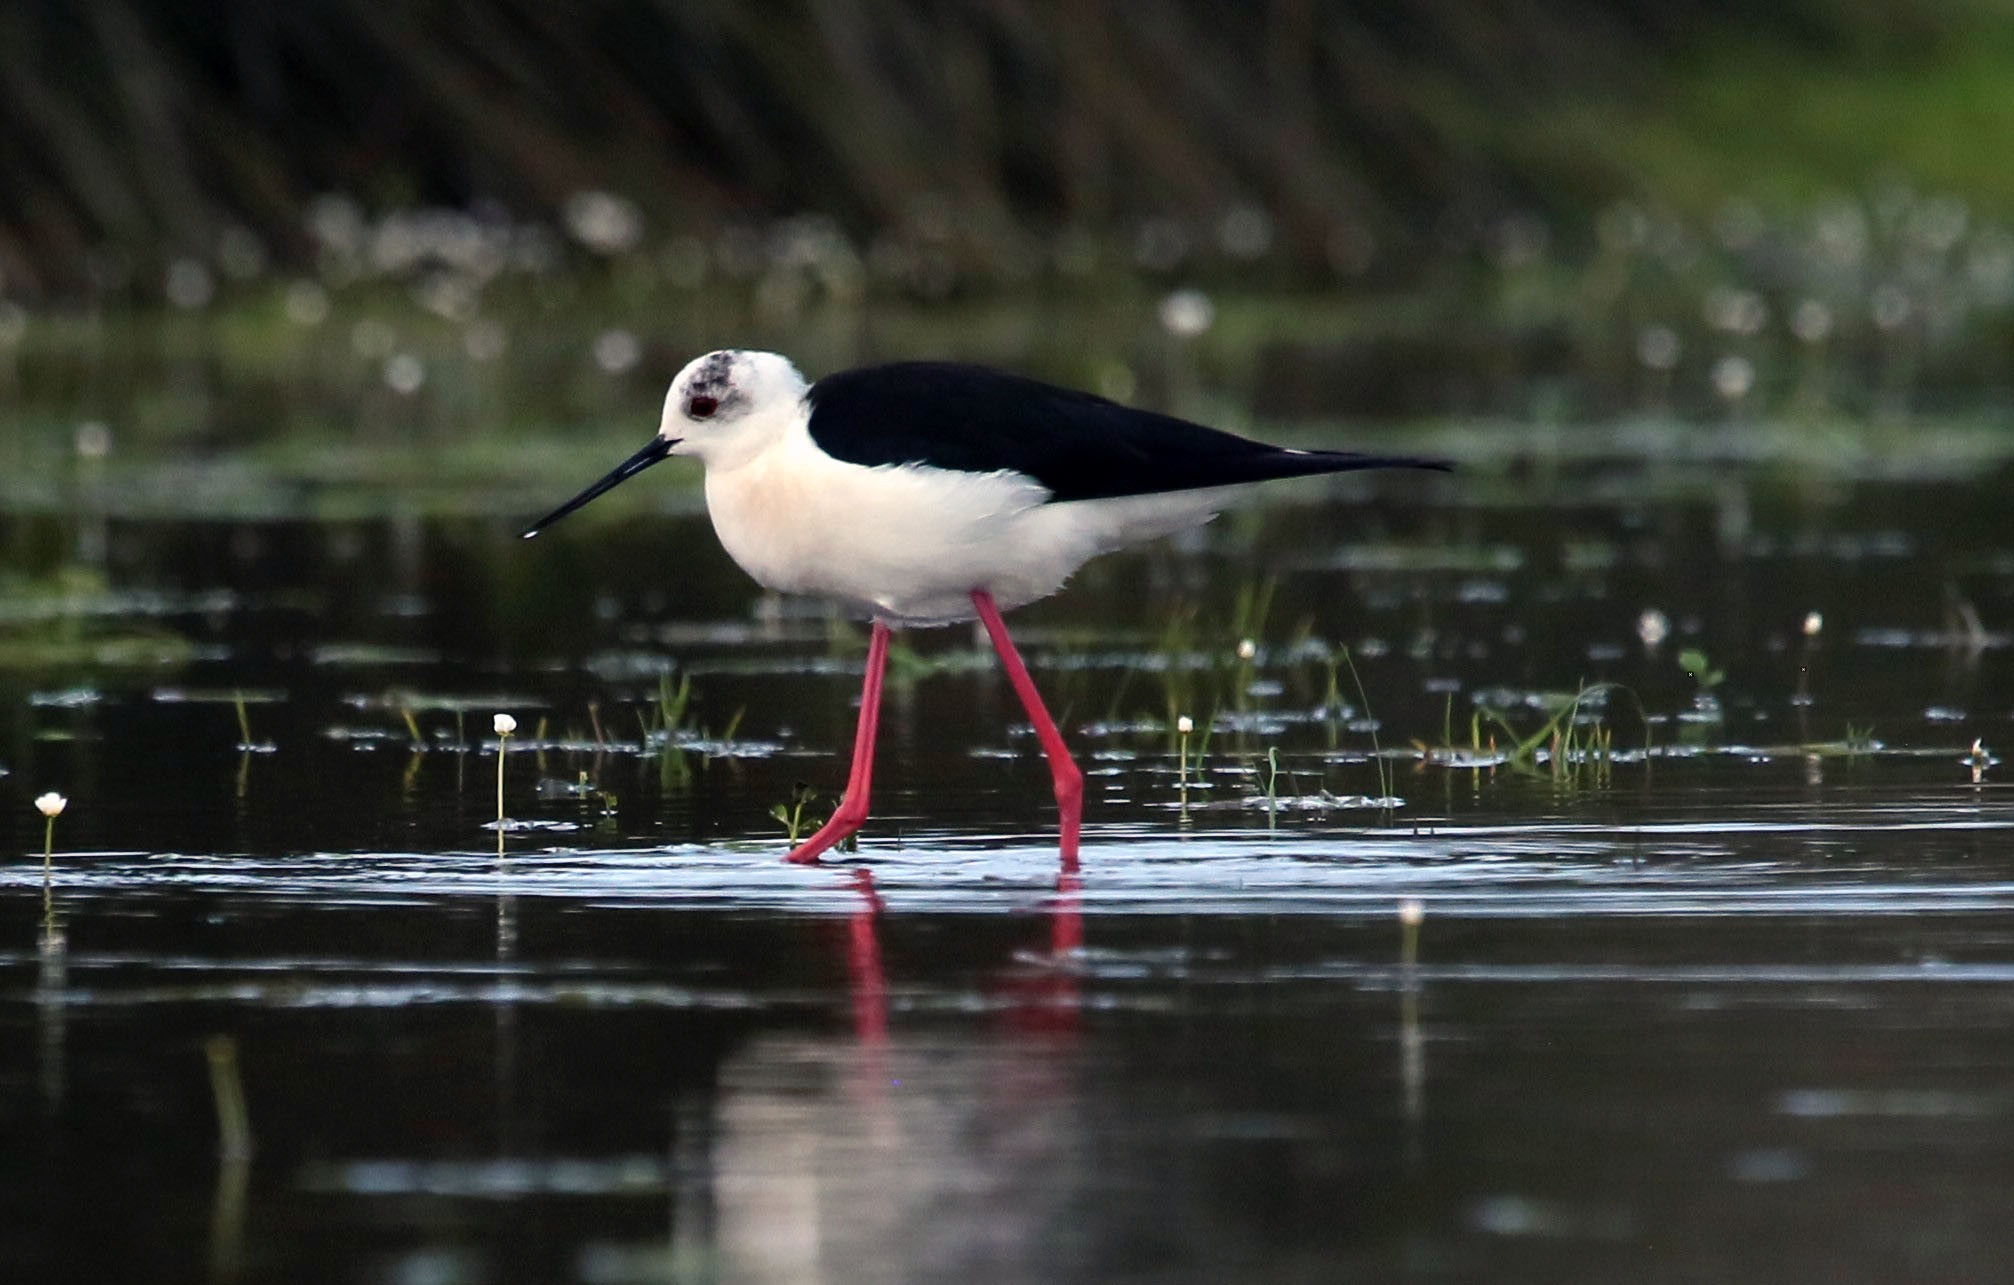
(805, 362, 1450, 503)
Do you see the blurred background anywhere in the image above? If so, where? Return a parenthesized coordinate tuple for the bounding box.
(5, 0, 2014, 519)
(7, 8, 2014, 1281)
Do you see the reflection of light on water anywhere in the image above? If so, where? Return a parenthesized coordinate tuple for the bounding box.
(209, 1150, 249, 1283)
(297, 1156, 674, 1197)
(705, 864, 1087, 1278)
(13, 803, 2014, 920)
(1399, 897, 1425, 1157)
(1778, 1088, 2004, 1119)
(38, 886, 65, 1115)
(1471, 1194, 1635, 1240)
(712, 1035, 1090, 1280)
(496, 831, 519, 1144)
(205, 1036, 253, 1281)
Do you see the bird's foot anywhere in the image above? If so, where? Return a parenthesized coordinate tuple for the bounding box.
(1051, 759, 1084, 873)
(784, 804, 867, 864)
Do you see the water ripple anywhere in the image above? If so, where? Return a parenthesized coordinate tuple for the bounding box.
(7, 795, 2014, 917)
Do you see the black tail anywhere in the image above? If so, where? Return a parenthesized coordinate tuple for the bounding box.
(1239, 449, 1453, 485)
(1050, 444, 1452, 500)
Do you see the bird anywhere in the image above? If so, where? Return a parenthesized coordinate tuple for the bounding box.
(523, 350, 1449, 869)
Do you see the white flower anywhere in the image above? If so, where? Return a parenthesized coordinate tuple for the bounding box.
(74, 422, 111, 459)
(1236, 639, 1257, 661)
(1637, 608, 1670, 648)
(493, 713, 517, 736)
(1398, 897, 1425, 927)
(34, 792, 66, 818)
(1802, 611, 1824, 638)
(1710, 354, 1754, 401)
(1176, 715, 1194, 735)
(1635, 324, 1681, 371)
(1158, 288, 1215, 338)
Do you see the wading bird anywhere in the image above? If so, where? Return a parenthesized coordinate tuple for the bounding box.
(524, 351, 1448, 868)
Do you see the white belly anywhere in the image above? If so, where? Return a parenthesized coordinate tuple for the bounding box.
(702, 434, 1246, 625)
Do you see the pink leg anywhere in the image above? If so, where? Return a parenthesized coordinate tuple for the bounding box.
(971, 590, 1083, 871)
(786, 621, 891, 864)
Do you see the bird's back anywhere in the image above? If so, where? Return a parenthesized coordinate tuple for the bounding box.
(806, 362, 1448, 502)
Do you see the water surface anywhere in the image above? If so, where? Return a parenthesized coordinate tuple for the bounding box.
(3, 446, 2012, 1281)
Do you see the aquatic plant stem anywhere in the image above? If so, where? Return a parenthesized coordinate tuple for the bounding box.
(205, 1036, 254, 1161)
(1265, 746, 1281, 828)
(1339, 645, 1392, 808)
(34, 795, 65, 932)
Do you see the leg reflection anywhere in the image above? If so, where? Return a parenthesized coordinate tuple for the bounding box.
(998, 867, 1083, 1039)
(846, 867, 887, 1048)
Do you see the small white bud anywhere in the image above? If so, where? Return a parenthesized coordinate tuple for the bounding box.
(1802, 611, 1823, 638)
(1237, 639, 1257, 661)
(1399, 897, 1424, 927)
(1635, 324, 1681, 371)
(1637, 609, 1670, 648)
(74, 422, 112, 459)
(1790, 299, 1833, 344)
(35, 792, 67, 818)
(1177, 715, 1194, 735)
(493, 713, 517, 736)
(1710, 354, 1755, 402)
(1158, 288, 1215, 338)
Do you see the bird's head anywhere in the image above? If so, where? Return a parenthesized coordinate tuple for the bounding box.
(659, 349, 808, 465)
(522, 349, 808, 539)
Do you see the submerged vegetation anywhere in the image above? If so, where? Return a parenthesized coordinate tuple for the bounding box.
(769, 783, 828, 847)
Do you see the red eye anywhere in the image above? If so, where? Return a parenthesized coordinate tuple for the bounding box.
(687, 395, 719, 419)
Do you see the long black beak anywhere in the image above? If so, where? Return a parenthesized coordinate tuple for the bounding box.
(521, 437, 677, 539)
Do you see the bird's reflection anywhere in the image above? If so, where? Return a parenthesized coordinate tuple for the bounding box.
(707, 859, 1087, 1279)
(838, 864, 1083, 1045)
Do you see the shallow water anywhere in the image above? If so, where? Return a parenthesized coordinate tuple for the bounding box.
(4, 449, 2014, 1281)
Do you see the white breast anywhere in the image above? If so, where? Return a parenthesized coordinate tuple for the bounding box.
(702, 418, 1250, 625)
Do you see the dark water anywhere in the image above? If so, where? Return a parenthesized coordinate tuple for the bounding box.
(4, 452, 2014, 1282)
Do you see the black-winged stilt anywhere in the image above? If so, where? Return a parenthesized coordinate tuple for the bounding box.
(524, 350, 1449, 868)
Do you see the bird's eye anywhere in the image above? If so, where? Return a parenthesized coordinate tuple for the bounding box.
(687, 395, 719, 419)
